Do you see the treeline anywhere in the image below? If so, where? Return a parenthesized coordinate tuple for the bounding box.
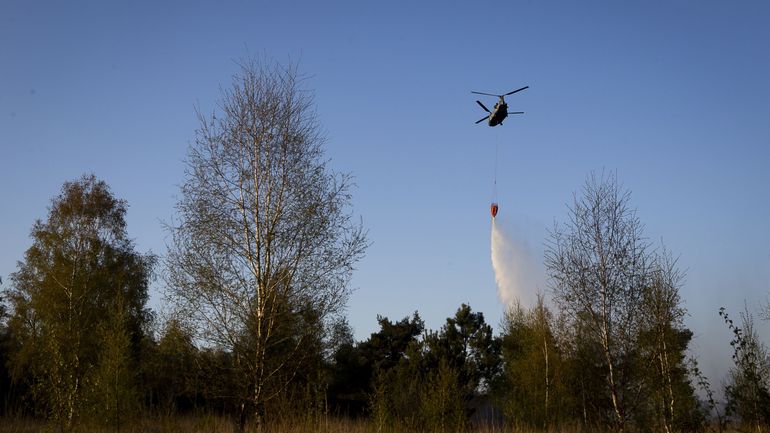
(1, 59, 769, 433)
(1, 214, 769, 433)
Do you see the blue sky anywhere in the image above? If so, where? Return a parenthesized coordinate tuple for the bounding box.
(2, 1, 769, 383)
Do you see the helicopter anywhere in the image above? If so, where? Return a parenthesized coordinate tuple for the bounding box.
(473, 86, 528, 127)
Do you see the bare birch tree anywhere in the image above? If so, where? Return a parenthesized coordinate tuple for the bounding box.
(545, 172, 650, 432)
(165, 59, 367, 430)
(641, 250, 689, 433)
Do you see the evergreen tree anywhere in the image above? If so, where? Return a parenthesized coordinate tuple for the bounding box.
(329, 313, 424, 417)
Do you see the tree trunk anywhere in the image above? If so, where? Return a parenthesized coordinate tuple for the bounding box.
(543, 333, 551, 428)
(238, 401, 247, 433)
(602, 324, 625, 432)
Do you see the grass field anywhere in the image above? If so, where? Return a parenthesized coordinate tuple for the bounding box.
(0, 416, 740, 433)
(0, 416, 535, 433)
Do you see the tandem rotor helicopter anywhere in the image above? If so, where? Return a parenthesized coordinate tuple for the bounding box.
(472, 86, 528, 127)
(472, 85, 529, 219)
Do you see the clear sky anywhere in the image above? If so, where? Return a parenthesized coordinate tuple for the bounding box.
(2, 1, 769, 385)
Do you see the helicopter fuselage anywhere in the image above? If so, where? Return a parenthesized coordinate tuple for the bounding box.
(487, 102, 508, 126)
(473, 86, 527, 127)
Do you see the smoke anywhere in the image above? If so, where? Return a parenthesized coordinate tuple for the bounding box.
(490, 218, 539, 308)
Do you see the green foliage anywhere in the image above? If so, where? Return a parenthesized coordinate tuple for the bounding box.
(368, 343, 425, 431)
(3, 175, 154, 430)
(143, 319, 199, 415)
(329, 313, 424, 417)
(424, 304, 501, 399)
(721, 307, 770, 430)
(365, 305, 497, 432)
(85, 301, 140, 428)
(689, 357, 726, 433)
(635, 325, 703, 432)
(360, 313, 425, 374)
(260, 305, 329, 424)
(497, 297, 564, 428)
(630, 253, 703, 433)
(419, 359, 465, 433)
(0, 283, 20, 417)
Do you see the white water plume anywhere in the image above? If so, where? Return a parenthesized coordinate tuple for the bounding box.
(490, 218, 538, 308)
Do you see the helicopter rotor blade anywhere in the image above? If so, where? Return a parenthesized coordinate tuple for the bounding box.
(471, 91, 499, 97)
(508, 111, 524, 114)
(476, 100, 491, 113)
(505, 86, 529, 96)
(475, 116, 489, 124)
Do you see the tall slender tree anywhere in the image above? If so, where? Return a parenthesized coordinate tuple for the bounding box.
(499, 295, 563, 428)
(5, 175, 154, 431)
(545, 172, 651, 432)
(165, 59, 367, 430)
(639, 251, 700, 433)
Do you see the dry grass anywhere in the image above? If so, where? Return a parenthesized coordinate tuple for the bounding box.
(0, 417, 749, 433)
(0, 415, 235, 433)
